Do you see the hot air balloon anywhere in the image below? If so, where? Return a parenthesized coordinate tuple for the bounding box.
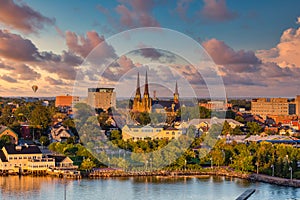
(32, 85, 38, 93)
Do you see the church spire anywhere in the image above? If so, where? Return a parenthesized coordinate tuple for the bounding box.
(174, 81, 179, 104)
(144, 71, 149, 96)
(135, 72, 141, 99)
(175, 81, 179, 95)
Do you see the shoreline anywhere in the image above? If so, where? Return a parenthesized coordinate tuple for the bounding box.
(1, 168, 299, 188)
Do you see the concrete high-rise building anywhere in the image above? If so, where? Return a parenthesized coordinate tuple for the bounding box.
(87, 88, 116, 111)
(295, 95, 300, 116)
(251, 98, 289, 117)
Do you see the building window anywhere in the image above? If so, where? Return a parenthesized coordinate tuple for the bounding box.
(172, 132, 175, 135)
(166, 132, 169, 134)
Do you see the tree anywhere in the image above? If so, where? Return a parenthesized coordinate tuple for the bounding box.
(110, 130, 122, 140)
(235, 116, 245, 123)
(80, 158, 96, 170)
(247, 122, 263, 135)
(39, 136, 50, 146)
(222, 121, 232, 135)
(0, 135, 12, 148)
(30, 104, 51, 130)
(138, 112, 151, 125)
(232, 126, 242, 135)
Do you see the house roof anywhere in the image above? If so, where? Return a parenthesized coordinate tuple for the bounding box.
(0, 150, 8, 162)
(0, 126, 8, 133)
(4, 145, 42, 154)
(164, 126, 179, 131)
(47, 155, 72, 163)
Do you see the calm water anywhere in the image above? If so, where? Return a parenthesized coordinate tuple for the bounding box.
(0, 176, 299, 200)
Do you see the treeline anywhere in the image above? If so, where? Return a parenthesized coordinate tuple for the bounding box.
(49, 124, 300, 179)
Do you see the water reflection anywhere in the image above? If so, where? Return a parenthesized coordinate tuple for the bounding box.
(0, 176, 299, 200)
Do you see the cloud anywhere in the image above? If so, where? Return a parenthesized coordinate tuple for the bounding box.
(40, 51, 83, 80)
(14, 64, 41, 80)
(297, 16, 300, 24)
(200, 37, 300, 92)
(0, 0, 55, 34)
(116, 0, 160, 28)
(0, 29, 39, 61)
(0, 60, 14, 70)
(200, 0, 238, 22)
(0, 75, 17, 83)
(202, 38, 261, 72)
(175, 0, 194, 21)
(256, 26, 300, 67)
(66, 31, 116, 60)
(102, 55, 136, 81)
(44, 76, 66, 85)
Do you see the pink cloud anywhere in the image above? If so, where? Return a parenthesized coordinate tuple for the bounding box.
(0, 0, 55, 34)
(115, 0, 160, 28)
(175, 0, 194, 21)
(0, 30, 39, 61)
(200, 0, 237, 22)
(0, 75, 17, 83)
(44, 76, 66, 85)
(256, 26, 300, 67)
(65, 31, 116, 60)
(102, 55, 136, 81)
(202, 38, 260, 68)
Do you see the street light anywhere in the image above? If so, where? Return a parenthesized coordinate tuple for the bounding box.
(149, 158, 152, 171)
(145, 160, 148, 171)
(230, 157, 233, 165)
(271, 164, 274, 176)
(255, 162, 259, 174)
(210, 157, 213, 169)
(289, 166, 293, 180)
(184, 159, 187, 171)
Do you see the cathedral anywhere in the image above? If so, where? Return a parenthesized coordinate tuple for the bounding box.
(132, 72, 180, 113)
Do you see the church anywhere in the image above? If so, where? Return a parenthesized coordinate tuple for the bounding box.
(131, 72, 180, 113)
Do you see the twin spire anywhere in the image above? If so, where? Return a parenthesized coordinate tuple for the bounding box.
(135, 72, 149, 99)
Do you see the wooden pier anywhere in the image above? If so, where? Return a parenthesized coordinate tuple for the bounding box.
(235, 189, 256, 200)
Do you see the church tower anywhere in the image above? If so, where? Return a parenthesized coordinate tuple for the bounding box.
(174, 81, 179, 104)
(132, 72, 141, 112)
(132, 72, 152, 113)
(142, 71, 152, 112)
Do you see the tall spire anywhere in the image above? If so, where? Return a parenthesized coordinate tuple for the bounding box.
(135, 72, 141, 98)
(174, 81, 179, 104)
(175, 81, 179, 95)
(144, 71, 149, 96)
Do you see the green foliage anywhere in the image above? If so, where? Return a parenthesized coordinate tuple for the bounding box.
(0, 135, 12, 148)
(137, 112, 151, 125)
(39, 136, 50, 146)
(80, 158, 96, 170)
(30, 104, 51, 130)
(247, 122, 263, 135)
(235, 116, 245, 123)
(221, 121, 232, 135)
(110, 130, 122, 140)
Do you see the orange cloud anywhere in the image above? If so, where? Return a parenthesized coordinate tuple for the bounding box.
(0, 0, 55, 34)
(256, 25, 300, 68)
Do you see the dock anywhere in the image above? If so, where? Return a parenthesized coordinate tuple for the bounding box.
(235, 189, 256, 200)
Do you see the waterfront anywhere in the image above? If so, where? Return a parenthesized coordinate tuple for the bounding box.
(0, 176, 299, 200)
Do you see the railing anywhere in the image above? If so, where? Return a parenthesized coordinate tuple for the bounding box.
(28, 158, 55, 162)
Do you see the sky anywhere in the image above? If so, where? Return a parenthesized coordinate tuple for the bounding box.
(0, 0, 300, 98)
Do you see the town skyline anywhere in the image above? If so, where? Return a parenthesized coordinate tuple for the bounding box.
(0, 0, 300, 97)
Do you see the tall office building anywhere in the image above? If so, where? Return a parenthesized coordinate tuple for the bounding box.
(87, 88, 116, 111)
(251, 98, 289, 117)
